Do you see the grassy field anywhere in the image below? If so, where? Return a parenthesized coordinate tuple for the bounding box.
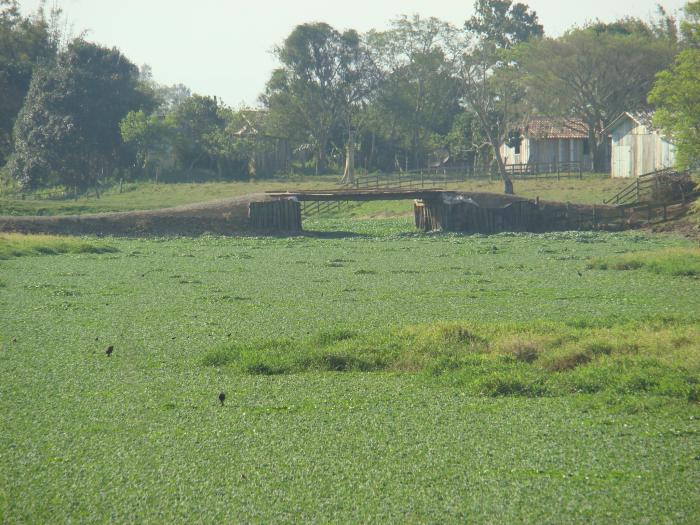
(0, 173, 630, 217)
(1, 219, 699, 523)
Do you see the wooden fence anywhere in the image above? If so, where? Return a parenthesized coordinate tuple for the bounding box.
(604, 168, 694, 206)
(348, 162, 584, 190)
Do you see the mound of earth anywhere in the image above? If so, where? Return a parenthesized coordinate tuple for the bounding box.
(0, 194, 272, 236)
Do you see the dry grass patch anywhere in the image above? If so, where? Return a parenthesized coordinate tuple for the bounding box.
(0, 233, 117, 259)
(588, 247, 700, 277)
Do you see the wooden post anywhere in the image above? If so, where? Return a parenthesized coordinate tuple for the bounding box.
(636, 178, 640, 203)
(592, 204, 597, 229)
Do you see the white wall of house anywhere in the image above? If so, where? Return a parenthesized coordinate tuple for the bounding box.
(501, 138, 592, 169)
(610, 118, 676, 178)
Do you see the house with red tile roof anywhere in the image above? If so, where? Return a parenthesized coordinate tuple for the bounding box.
(500, 117, 593, 172)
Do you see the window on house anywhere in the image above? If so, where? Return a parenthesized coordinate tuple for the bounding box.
(583, 140, 590, 155)
(514, 141, 521, 155)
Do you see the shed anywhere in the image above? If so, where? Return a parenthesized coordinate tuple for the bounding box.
(233, 109, 291, 177)
(604, 112, 676, 178)
(500, 117, 593, 171)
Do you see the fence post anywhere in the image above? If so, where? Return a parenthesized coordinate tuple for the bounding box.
(592, 204, 597, 229)
(636, 178, 640, 203)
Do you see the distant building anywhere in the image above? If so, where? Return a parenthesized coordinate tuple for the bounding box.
(604, 112, 676, 178)
(500, 117, 593, 171)
(234, 109, 291, 177)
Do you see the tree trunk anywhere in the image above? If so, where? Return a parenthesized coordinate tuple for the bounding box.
(341, 129, 355, 184)
(315, 133, 328, 176)
(487, 132, 514, 194)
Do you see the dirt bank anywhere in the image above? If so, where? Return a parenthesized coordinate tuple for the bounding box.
(0, 194, 271, 236)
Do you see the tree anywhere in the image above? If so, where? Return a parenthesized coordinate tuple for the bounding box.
(366, 15, 462, 172)
(9, 39, 154, 191)
(649, 3, 700, 169)
(120, 110, 176, 182)
(466, 0, 543, 48)
(460, 0, 544, 194)
(519, 21, 677, 171)
(171, 94, 225, 173)
(0, 0, 58, 164)
(681, 0, 700, 46)
(262, 23, 375, 177)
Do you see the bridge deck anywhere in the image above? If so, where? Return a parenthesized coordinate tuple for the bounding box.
(266, 189, 453, 202)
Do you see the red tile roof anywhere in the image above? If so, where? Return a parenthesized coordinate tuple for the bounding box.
(525, 118, 589, 139)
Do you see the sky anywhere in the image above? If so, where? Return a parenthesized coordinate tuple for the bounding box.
(19, 0, 689, 107)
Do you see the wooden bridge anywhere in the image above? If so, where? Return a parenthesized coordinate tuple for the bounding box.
(250, 189, 453, 231)
(250, 172, 697, 234)
(265, 189, 453, 202)
(250, 188, 626, 234)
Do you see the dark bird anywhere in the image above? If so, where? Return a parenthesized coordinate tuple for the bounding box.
(577, 270, 583, 277)
(12, 337, 17, 343)
(105, 345, 114, 356)
(95, 336, 99, 341)
(219, 392, 226, 406)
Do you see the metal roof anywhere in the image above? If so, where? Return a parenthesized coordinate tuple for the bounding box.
(602, 111, 658, 135)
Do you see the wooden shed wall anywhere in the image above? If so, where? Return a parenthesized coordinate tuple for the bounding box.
(610, 119, 676, 178)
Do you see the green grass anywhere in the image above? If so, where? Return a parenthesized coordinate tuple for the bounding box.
(1, 222, 699, 522)
(0, 233, 118, 259)
(202, 320, 699, 400)
(0, 177, 339, 216)
(589, 247, 700, 277)
(0, 173, 629, 217)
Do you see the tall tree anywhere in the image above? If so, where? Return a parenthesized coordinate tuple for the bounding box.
(262, 23, 375, 177)
(680, 0, 700, 46)
(0, 0, 57, 164)
(519, 20, 677, 171)
(367, 15, 462, 172)
(460, 0, 544, 194)
(648, 2, 700, 169)
(9, 39, 154, 191)
(120, 110, 176, 182)
(171, 94, 224, 173)
(466, 0, 543, 48)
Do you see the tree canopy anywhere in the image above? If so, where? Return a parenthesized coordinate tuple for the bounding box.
(518, 21, 677, 170)
(2, 0, 697, 193)
(0, 0, 58, 164)
(649, 2, 700, 169)
(9, 39, 154, 190)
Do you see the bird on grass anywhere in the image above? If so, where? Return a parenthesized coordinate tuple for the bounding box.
(577, 270, 583, 277)
(219, 392, 226, 406)
(105, 345, 114, 356)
